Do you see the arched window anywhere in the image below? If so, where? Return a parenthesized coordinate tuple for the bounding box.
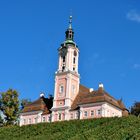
(62, 66, 65, 72)
(73, 67, 75, 71)
(73, 57, 76, 64)
(63, 56, 65, 63)
(59, 85, 64, 94)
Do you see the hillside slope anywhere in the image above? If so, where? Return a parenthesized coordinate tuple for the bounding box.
(0, 116, 140, 140)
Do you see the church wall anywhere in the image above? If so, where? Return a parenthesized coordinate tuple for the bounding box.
(41, 114, 51, 123)
(102, 103, 122, 117)
(19, 111, 42, 126)
(79, 104, 102, 119)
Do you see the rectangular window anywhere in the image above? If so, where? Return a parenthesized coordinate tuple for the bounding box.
(23, 119, 26, 125)
(59, 85, 64, 94)
(29, 118, 31, 124)
(98, 110, 101, 115)
(70, 113, 74, 119)
(73, 57, 76, 64)
(42, 117, 46, 122)
(63, 56, 65, 63)
(84, 111, 88, 117)
(75, 112, 79, 119)
(91, 110, 94, 116)
(34, 118, 38, 124)
(48, 115, 51, 122)
(73, 67, 75, 71)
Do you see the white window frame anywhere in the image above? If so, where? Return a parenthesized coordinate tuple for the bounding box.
(34, 117, 38, 124)
(91, 110, 94, 117)
(29, 118, 31, 124)
(48, 115, 51, 122)
(98, 109, 101, 115)
(70, 113, 74, 119)
(23, 119, 26, 125)
(84, 111, 88, 117)
(59, 85, 64, 94)
(42, 117, 46, 122)
(75, 112, 79, 119)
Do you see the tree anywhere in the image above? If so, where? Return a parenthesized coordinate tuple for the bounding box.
(20, 99, 32, 110)
(0, 89, 19, 125)
(130, 101, 140, 117)
(0, 114, 3, 127)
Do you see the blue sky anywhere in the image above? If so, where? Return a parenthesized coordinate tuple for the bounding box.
(0, 0, 140, 108)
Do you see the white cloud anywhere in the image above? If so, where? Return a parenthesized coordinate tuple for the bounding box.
(133, 63, 140, 69)
(127, 10, 140, 23)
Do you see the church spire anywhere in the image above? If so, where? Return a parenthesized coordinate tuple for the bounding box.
(65, 16, 74, 41)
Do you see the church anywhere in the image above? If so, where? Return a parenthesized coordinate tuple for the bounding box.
(19, 16, 128, 126)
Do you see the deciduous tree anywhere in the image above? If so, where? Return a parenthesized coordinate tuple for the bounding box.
(0, 89, 19, 125)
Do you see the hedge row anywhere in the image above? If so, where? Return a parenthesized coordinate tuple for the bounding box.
(0, 116, 140, 140)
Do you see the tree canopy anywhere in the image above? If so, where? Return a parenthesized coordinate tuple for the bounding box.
(131, 101, 140, 117)
(0, 89, 19, 125)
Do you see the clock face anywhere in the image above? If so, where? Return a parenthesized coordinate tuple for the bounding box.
(60, 47, 67, 57)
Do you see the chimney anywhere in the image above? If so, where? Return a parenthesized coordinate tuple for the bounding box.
(89, 88, 94, 93)
(40, 93, 45, 98)
(98, 83, 104, 91)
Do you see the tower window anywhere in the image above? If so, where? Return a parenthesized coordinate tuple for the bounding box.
(73, 67, 75, 71)
(63, 56, 65, 63)
(59, 85, 64, 94)
(69, 34, 72, 39)
(62, 66, 65, 71)
(73, 57, 76, 64)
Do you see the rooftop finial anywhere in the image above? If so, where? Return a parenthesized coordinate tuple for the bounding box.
(69, 15, 72, 29)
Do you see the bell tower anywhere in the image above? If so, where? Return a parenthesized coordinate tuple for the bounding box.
(51, 16, 80, 121)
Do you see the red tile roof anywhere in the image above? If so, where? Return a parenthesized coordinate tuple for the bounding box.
(21, 97, 51, 115)
(71, 84, 127, 111)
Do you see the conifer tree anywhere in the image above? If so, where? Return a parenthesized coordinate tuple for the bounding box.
(131, 101, 140, 117)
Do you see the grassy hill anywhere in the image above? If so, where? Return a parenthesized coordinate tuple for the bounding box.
(0, 116, 140, 140)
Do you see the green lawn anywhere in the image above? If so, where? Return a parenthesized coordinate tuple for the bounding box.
(0, 116, 140, 140)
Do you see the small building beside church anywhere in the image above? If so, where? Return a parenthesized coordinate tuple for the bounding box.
(19, 16, 128, 126)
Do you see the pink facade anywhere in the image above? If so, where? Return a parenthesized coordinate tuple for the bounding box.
(20, 111, 51, 126)
(19, 16, 127, 126)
